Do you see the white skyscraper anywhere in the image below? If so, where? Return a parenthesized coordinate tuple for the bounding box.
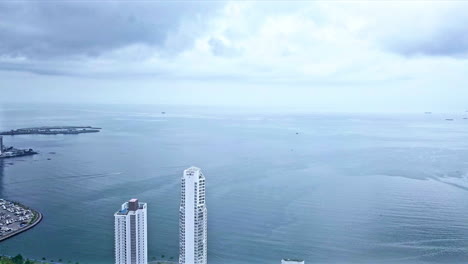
(179, 167, 207, 264)
(114, 198, 148, 264)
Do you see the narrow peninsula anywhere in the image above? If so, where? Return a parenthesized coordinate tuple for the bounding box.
(0, 126, 101, 136)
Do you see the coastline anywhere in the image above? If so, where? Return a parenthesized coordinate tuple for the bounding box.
(0, 201, 43, 242)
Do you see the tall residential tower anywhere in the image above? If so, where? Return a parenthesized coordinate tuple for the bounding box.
(114, 198, 148, 264)
(179, 167, 207, 264)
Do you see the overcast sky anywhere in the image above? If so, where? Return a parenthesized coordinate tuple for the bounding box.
(1, 1, 468, 112)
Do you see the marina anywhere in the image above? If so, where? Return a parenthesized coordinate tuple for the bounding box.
(0, 136, 37, 159)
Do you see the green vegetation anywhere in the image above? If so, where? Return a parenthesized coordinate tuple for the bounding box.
(28, 212, 38, 225)
(0, 255, 36, 264)
(0, 254, 78, 264)
(2, 254, 174, 264)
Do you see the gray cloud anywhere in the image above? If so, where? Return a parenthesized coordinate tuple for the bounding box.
(208, 37, 241, 57)
(0, 1, 223, 59)
(391, 32, 468, 57)
(379, 6, 468, 58)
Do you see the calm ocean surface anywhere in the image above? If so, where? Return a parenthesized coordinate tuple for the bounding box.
(0, 104, 467, 264)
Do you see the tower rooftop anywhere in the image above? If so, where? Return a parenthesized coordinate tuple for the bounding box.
(185, 166, 201, 172)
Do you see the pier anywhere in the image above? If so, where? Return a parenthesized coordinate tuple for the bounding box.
(0, 136, 37, 159)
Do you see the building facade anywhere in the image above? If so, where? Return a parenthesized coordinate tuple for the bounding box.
(114, 199, 148, 264)
(179, 167, 207, 264)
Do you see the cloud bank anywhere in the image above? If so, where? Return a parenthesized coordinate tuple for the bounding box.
(1, 1, 468, 111)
